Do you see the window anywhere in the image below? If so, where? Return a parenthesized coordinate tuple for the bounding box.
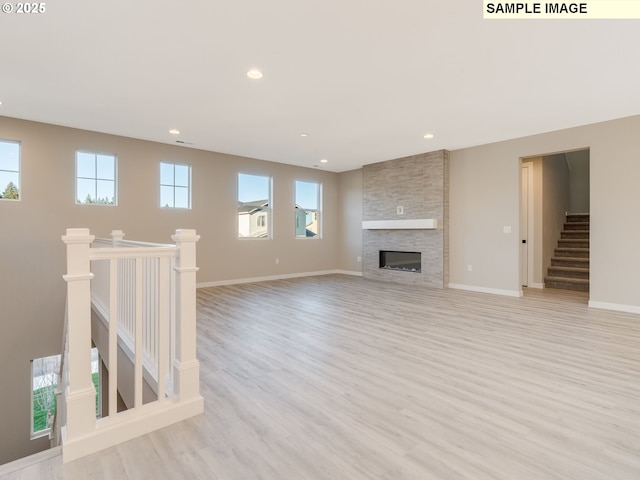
(76, 151, 117, 205)
(31, 354, 60, 437)
(160, 162, 191, 209)
(238, 173, 271, 238)
(295, 180, 321, 237)
(0, 139, 20, 201)
(31, 349, 101, 437)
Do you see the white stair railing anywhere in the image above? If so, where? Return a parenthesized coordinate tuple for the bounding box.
(60, 228, 203, 463)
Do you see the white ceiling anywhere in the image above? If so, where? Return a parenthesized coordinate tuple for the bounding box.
(1, 1, 639, 172)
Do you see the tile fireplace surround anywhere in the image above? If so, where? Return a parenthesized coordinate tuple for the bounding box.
(362, 150, 449, 287)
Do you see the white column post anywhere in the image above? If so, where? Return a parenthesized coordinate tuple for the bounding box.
(61, 228, 96, 440)
(171, 229, 201, 401)
(111, 229, 124, 246)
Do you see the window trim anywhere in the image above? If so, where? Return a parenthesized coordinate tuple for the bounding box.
(159, 161, 192, 209)
(294, 179, 322, 239)
(30, 354, 61, 439)
(0, 138, 21, 202)
(237, 172, 273, 240)
(75, 150, 118, 206)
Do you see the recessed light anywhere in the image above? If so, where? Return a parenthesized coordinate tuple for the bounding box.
(247, 69, 263, 79)
(169, 129, 180, 135)
(320, 159, 328, 163)
(300, 133, 308, 137)
(424, 133, 435, 139)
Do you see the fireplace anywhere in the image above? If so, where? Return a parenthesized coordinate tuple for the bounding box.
(363, 150, 448, 287)
(379, 250, 421, 273)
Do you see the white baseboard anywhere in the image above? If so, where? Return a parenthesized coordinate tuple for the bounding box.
(197, 269, 358, 288)
(0, 446, 61, 476)
(528, 283, 545, 289)
(335, 270, 363, 277)
(588, 300, 640, 315)
(448, 283, 523, 298)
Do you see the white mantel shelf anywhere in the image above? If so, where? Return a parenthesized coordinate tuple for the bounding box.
(362, 219, 438, 230)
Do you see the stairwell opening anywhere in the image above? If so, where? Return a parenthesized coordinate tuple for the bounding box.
(520, 148, 590, 293)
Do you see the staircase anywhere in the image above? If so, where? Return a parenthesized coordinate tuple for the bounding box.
(545, 214, 590, 292)
(55, 228, 204, 463)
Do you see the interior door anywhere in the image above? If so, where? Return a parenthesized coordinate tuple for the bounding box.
(520, 164, 530, 287)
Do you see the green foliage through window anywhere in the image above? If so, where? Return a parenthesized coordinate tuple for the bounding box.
(32, 351, 100, 436)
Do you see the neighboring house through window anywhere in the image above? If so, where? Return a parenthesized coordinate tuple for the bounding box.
(295, 180, 321, 237)
(76, 151, 117, 205)
(160, 162, 191, 209)
(238, 173, 272, 238)
(0, 139, 20, 200)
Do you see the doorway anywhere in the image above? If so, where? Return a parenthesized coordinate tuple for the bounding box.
(519, 149, 590, 291)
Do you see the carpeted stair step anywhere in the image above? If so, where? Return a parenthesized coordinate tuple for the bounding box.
(554, 247, 589, 258)
(561, 230, 589, 239)
(567, 214, 590, 223)
(558, 239, 589, 248)
(564, 222, 590, 231)
(545, 276, 589, 292)
(551, 256, 589, 268)
(547, 266, 589, 279)
(546, 214, 590, 292)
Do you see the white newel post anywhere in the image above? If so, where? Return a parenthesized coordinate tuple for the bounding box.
(61, 228, 97, 440)
(171, 229, 201, 401)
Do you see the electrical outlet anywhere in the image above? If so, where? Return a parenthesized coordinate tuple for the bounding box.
(357, 256, 362, 262)
(397, 206, 404, 215)
(468, 264, 473, 272)
(275, 258, 279, 264)
(503, 226, 512, 234)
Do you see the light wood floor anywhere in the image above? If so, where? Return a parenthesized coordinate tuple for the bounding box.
(4, 275, 640, 479)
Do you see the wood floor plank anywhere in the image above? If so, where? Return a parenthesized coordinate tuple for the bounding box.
(3, 275, 640, 479)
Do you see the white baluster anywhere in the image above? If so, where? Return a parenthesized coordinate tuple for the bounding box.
(134, 257, 143, 408)
(108, 257, 118, 417)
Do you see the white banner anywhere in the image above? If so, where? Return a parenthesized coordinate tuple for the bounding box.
(484, 1, 640, 19)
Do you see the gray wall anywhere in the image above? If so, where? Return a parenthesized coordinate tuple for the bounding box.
(567, 149, 590, 213)
(337, 169, 363, 274)
(450, 114, 640, 307)
(0, 116, 340, 465)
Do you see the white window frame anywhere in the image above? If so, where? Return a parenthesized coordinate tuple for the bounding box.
(0, 139, 21, 201)
(30, 354, 61, 438)
(159, 161, 192, 209)
(294, 180, 322, 239)
(237, 173, 273, 239)
(75, 151, 118, 205)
